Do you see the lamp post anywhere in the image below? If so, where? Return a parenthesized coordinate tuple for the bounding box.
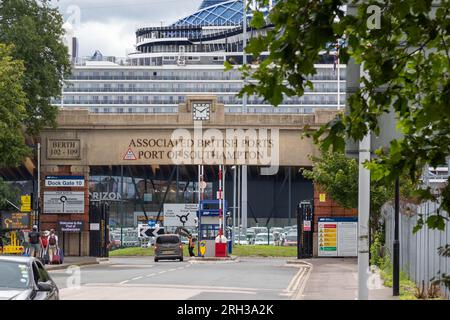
(393, 177, 400, 296)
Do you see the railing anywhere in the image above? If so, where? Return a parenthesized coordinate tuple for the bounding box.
(384, 201, 450, 299)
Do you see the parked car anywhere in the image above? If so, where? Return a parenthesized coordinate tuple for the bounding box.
(234, 234, 249, 245)
(283, 226, 293, 235)
(284, 231, 298, 246)
(154, 234, 184, 262)
(254, 233, 275, 245)
(252, 227, 268, 235)
(0, 256, 59, 300)
(271, 227, 284, 234)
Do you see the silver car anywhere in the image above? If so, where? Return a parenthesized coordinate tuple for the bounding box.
(154, 234, 184, 262)
(0, 256, 59, 300)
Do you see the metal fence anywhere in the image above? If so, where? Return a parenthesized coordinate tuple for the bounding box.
(384, 201, 450, 298)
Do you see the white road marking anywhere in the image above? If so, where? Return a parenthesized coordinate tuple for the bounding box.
(146, 273, 156, 277)
(168, 268, 177, 272)
(119, 280, 130, 284)
(132, 276, 143, 281)
(158, 271, 166, 274)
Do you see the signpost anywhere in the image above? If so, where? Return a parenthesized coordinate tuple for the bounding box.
(58, 221, 84, 233)
(0, 212, 30, 230)
(318, 217, 357, 257)
(43, 191, 85, 214)
(45, 176, 85, 187)
(58, 221, 84, 257)
(20, 195, 32, 213)
(139, 224, 164, 238)
(163, 203, 199, 227)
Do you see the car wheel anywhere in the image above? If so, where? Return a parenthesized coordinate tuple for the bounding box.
(179, 257, 183, 262)
(154, 258, 159, 262)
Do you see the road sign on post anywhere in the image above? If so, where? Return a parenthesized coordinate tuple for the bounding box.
(21, 195, 32, 213)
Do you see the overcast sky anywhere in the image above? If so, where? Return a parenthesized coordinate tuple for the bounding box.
(52, 0, 203, 57)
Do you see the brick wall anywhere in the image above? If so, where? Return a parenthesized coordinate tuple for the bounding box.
(39, 165, 90, 256)
(313, 185, 357, 231)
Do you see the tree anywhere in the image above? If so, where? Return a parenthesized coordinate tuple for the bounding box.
(0, 0, 71, 136)
(0, 1, 70, 207)
(242, 0, 449, 208)
(302, 151, 391, 235)
(241, 0, 450, 289)
(0, 43, 28, 208)
(0, 43, 28, 167)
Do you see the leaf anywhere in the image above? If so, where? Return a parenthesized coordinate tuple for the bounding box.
(426, 215, 446, 231)
(224, 60, 233, 72)
(249, 10, 265, 29)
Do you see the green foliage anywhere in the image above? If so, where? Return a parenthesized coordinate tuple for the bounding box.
(379, 255, 418, 300)
(0, 0, 71, 137)
(303, 151, 358, 209)
(370, 231, 384, 267)
(243, 0, 450, 257)
(109, 245, 297, 257)
(0, 177, 20, 209)
(0, 43, 29, 168)
(302, 151, 393, 233)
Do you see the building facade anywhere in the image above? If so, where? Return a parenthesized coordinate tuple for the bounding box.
(54, 0, 345, 115)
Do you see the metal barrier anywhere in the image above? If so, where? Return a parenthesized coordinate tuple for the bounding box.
(384, 201, 450, 298)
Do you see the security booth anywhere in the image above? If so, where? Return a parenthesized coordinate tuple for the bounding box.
(197, 199, 229, 257)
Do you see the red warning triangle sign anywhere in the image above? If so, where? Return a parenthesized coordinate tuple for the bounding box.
(123, 148, 137, 160)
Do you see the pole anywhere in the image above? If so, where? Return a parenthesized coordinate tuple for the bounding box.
(393, 177, 400, 296)
(242, 0, 248, 113)
(79, 231, 81, 257)
(232, 166, 236, 247)
(237, 166, 241, 244)
(358, 132, 371, 300)
(242, 165, 248, 241)
(337, 49, 341, 111)
(37, 143, 41, 230)
(297, 204, 302, 259)
(288, 167, 292, 226)
(176, 165, 179, 202)
(223, 166, 226, 241)
(218, 165, 223, 236)
(120, 165, 124, 248)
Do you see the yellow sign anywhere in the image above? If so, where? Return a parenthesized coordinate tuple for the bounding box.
(1, 232, 24, 255)
(199, 240, 207, 257)
(21, 195, 31, 212)
(319, 193, 326, 202)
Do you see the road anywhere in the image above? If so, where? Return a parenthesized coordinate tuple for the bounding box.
(49, 257, 306, 300)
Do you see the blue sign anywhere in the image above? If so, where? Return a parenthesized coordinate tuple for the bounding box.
(148, 220, 156, 227)
(318, 217, 358, 223)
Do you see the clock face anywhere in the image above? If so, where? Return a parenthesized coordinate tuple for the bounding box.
(192, 102, 211, 121)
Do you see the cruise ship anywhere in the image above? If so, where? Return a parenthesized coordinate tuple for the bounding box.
(56, 0, 346, 114)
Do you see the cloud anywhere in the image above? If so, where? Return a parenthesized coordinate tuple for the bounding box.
(53, 0, 202, 56)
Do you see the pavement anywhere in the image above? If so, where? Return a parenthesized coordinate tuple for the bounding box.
(297, 257, 398, 300)
(48, 257, 305, 300)
(45, 256, 107, 271)
(45, 256, 398, 300)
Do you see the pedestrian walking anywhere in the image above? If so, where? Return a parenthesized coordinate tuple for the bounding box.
(28, 225, 42, 258)
(188, 235, 196, 257)
(40, 230, 50, 264)
(47, 229, 59, 262)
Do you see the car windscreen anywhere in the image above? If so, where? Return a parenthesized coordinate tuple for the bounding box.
(156, 236, 180, 244)
(0, 261, 30, 289)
